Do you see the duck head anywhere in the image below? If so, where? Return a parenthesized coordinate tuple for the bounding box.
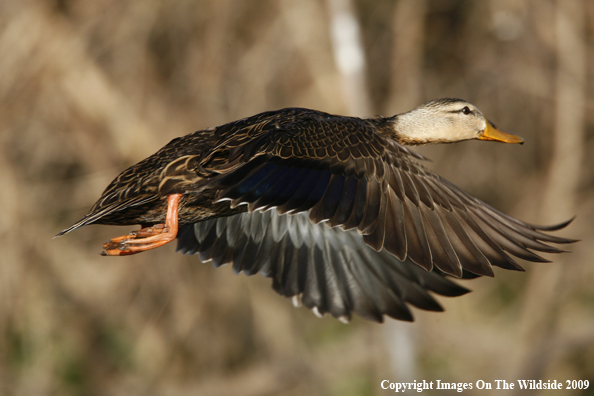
(390, 98, 524, 145)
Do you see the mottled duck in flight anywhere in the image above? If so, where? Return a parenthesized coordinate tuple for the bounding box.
(57, 98, 576, 323)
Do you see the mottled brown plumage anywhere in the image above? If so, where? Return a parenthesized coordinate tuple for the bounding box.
(57, 99, 576, 322)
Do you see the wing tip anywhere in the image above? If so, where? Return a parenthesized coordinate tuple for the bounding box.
(440, 282, 472, 297)
(531, 215, 577, 232)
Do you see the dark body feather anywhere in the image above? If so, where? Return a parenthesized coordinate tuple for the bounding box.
(58, 106, 575, 322)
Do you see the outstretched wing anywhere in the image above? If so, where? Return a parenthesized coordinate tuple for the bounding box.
(182, 108, 575, 278)
(177, 209, 470, 323)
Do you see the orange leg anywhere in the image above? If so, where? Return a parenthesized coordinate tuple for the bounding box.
(101, 194, 182, 256)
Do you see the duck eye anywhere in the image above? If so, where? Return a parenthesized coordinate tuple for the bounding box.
(461, 106, 471, 115)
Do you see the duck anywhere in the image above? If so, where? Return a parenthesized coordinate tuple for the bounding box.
(56, 98, 576, 323)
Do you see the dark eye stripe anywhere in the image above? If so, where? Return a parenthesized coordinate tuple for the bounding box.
(448, 106, 473, 115)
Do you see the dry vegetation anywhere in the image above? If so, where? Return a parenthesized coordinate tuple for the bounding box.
(1, 0, 593, 395)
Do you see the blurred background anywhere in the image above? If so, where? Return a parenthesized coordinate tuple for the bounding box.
(1, 0, 593, 394)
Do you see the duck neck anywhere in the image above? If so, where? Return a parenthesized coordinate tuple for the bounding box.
(383, 111, 460, 145)
(375, 113, 433, 145)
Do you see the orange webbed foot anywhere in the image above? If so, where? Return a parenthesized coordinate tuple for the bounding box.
(100, 194, 182, 256)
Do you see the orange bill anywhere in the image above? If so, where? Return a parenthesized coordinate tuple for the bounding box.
(478, 119, 524, 144)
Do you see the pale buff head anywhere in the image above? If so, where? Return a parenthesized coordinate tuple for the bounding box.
(391, 98, 524, 145)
